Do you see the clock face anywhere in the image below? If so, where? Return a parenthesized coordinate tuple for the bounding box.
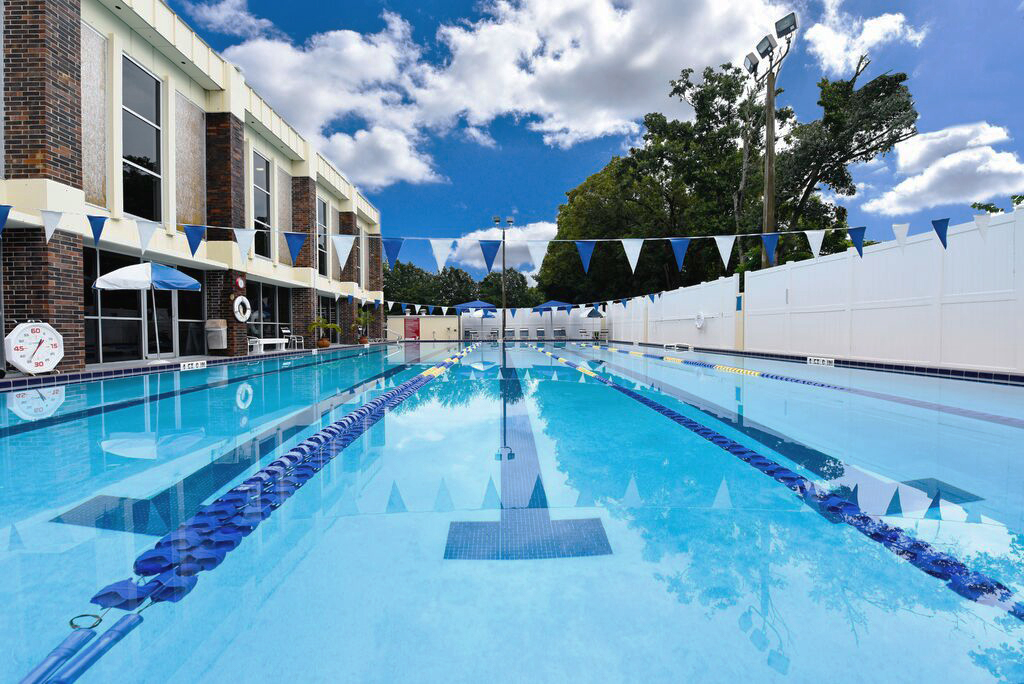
(5, 322, 65, 374)
(7, 386, 66, 421)
(235, 275, 246, 290)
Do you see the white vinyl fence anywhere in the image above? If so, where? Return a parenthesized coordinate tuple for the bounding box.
(744, 211, 1024, 373)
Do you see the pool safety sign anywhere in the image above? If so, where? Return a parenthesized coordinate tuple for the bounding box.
(806, 356, 835, 367)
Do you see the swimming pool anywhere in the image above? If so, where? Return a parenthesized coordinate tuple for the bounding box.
(3, 341, 1023, 682)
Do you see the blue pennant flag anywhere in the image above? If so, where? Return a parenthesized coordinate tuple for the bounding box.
(87, 215, 108, 245)
(479, 240, 501, 272)
(510, 308, 517, 318)
(931, 218, 950, 249)
(621, 298, 628, 308)
(284, 232, 307, 265)
(648, 294, 655, 303)
(847, 226, 866, 257)
(382, 237, 404, 266)
(374, 300, 381, 310)
(669, 238, 690, 270)
(347, 295, 354, 305)
(575, 241, 597, 273)
(430, 305, 437, 314)
(761, 233, 780, 266)
(0, 205, 11, 235)
(184, 225, 206, 257)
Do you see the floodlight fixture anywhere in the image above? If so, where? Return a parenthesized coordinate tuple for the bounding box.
(505, 216, 514, 226)
(756, 34, 777, 58)
(775, 12, 797, 39)
(744, 52, 759, 75)
(492, 215, 501, 225)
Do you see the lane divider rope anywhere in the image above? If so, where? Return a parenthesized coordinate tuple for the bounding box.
(526, 344, 1024, 624)
(21, 345, 477, 684)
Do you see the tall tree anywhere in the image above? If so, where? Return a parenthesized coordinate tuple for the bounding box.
(433, 266, 478, 306)
(478, 269, 543, 308)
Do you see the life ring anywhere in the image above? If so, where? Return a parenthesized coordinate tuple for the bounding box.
(233, 295, 252, 323)
(695, 312, 706, 330)
(236, 382, 254, 410)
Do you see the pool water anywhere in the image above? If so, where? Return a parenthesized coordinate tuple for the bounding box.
(2, 342, 1023, 683)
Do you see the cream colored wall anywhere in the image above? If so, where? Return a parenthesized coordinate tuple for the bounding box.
(0, 0, 382, 303)
(387, 316, 460, 341)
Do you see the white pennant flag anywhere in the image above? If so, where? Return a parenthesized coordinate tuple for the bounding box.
(429, 239, 454, 273)
(713, 235, 736, 268)
(526, 240, 550, 269)
(331, 235, 356, 267)
(385, 301, 393, 310)
(621, 239, 644, 273)
(973, 214, 990, 241)
(442, 306, 450, 315)
(891, 223, 909, 248)
(804, 229, 826, 257)
(40, 210, 63, 242)
(234, 228, 257, 259)
(136, 220, 160, 253)
(335, 292, 341, 301)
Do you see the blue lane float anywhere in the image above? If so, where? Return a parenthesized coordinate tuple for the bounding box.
(22, 345, 477, 683)
(529, 344, 1024, 624)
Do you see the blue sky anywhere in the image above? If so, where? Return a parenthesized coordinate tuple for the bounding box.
(172, 0, 1024, 277)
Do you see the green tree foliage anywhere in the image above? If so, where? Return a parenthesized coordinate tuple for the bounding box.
(384, 261, 482, 307)
(971, 194, 1023, 214)
(434, 266, 479, 305)
(536, 55, 917, 302)
(479, 269, 544, 308)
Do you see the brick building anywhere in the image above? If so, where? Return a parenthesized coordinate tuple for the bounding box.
(1, 0, 384, 371)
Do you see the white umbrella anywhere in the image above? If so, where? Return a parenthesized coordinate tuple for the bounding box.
(94, 263, 201, 358)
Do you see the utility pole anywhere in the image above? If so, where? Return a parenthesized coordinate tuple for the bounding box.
(762, 67, 776, 269)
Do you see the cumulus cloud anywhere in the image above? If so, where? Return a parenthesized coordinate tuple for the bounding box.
(894, 122, 1010, 174)
(210, 0, 789, 188)
(805, 0, 926, 75)
(450, 221, 558, 277)
(183, 0, 280, 39)
(863, 132, 1024, 215)
(321, 126, 444, 190)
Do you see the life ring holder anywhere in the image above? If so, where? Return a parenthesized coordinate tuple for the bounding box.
(233, 295, 252, 323)
(695, 312, 706, 330)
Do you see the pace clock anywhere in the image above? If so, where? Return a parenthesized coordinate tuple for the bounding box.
(5, 321, 65, 374)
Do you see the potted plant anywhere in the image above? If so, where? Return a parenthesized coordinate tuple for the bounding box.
(308, 317, 337, 348)
(353, 309, 376, 344)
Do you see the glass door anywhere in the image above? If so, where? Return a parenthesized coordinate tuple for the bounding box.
(145, 289, 175, 358)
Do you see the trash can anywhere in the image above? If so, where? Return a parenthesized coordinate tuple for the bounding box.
(205, 319, 228, 350)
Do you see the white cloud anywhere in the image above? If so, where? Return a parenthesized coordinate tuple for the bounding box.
(320, 126, 444, 190)
(894, 122, 1010, 174)
(211, 0, 788, 188)
(863, 145, 1024, 215)
(450, 221, 558, 274)
(805, 0, 926, 75)
(183, 0, 280, 39)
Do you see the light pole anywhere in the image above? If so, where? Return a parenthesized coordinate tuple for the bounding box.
(492, 214, 513, 345)
(744, 11, 797, 268)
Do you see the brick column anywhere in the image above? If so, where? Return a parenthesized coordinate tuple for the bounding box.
(2, 0, 85, 370)
(205, 270, 247, 356)
(2, 228, 84, 369)
(365, 234, 384, 339)
(205, 113, 245, 241)
(204, 113, 247, 354)
(339, 298, 358, 343)
(290, 177, 317, 339)
(3, 0, 82, 185)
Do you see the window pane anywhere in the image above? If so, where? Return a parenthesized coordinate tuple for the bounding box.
(177, 267, 204, 320)
(278, 289, 291, 324)
(255, 230, 271, 258)
(101, 318, 143, 361)
(123, 57, 160, 125)
(123, 163, 161, 221)
(261, 285, 275, 323)
(99, 251, 142, 317)
(83, 247, 98, 317)
(86, 318, 100, 364)
(317, 199, 327, 227)
(246, 282, 261, 321)
(179, 321, 206, 356)
(254, 189, 270, 226)
(253, 152, 270, 190)
(123, 110, 160, 173)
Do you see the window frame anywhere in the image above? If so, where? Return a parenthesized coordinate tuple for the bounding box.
(120, 54, 163, 222)
(316, 197, 329, 277)
(252, 150, 273, 260)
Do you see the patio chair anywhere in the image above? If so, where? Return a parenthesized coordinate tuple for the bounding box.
(281, 327, 304, 350)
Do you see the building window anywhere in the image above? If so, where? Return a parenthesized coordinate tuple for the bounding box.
(245, 281, 291, 339)
(318, 295, 339, 343)
(253, 151, 272, 258)
(122, 56, 161, 221)
(316, 197, 329, 276)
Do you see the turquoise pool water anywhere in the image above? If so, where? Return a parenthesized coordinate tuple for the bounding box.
(3, 341, 1023, 682)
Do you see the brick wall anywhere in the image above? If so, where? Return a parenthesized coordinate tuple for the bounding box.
(290, 176, 316, 339)
(3, 0, 83, 186)
(338, 211, 360, 284)
(205, 113, 245, 241)
(339, 298, 357, 343)
(2, 227, 85, 369)
(205, 270, 247, 356)
(366, 232, 383, 292)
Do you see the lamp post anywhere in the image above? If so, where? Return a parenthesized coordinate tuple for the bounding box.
(744, 11, 797, 268)
(492, 215, 514, 345)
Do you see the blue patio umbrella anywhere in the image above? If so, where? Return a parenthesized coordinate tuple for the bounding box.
(454, 299, 496, 312)
(532, 300, 572, 335)
(94, 262, 201, 358)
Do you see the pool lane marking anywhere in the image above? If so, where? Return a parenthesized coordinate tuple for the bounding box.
(0, 345, 390, 440)
(26, 346, 481, 683)
(526, 344, 1024, 624)
(575, 343, 1024, 430)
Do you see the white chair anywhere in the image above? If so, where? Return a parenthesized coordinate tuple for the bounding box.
(281, 327, 304, 350)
